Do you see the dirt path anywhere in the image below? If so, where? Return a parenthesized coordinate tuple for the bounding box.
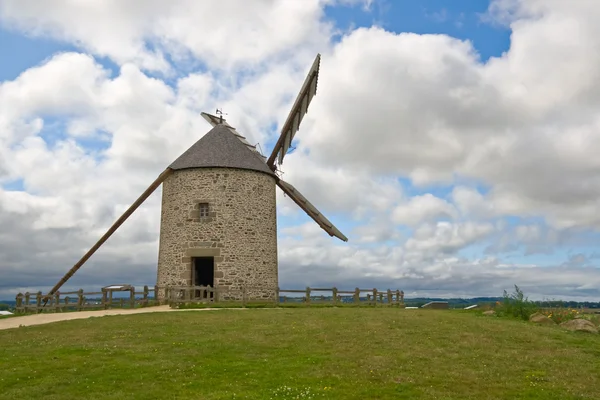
(0, 306, 240, 331)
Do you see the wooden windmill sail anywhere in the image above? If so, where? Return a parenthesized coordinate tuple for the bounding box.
(46, 53, 347, 298)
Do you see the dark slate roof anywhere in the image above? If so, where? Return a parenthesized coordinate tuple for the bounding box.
(169, 124, 275, 176)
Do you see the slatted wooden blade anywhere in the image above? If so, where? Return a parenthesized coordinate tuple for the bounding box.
(45, 168, 174, 299)
(267, 54, 321, 169)
(201, 112, 267, 163)
(277, 178, 348, 242)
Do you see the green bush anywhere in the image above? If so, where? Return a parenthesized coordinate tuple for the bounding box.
(496, 285, 539, 321)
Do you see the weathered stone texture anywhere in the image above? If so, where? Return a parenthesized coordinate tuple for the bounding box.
(156, 167, 278, 300)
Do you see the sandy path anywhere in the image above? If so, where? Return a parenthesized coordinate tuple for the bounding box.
(0, 306, 239, 331)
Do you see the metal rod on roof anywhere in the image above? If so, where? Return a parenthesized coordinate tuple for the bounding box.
(216, 108, 226, 124)
(43, 168, 174, 306)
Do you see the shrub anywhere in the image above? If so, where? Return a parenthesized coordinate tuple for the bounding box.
(495, 285, 539, 321)
(540, 307, 600, 326)
(541, 307, 579, 324)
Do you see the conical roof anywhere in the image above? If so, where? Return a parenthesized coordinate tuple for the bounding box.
(169, 124, 275, 176)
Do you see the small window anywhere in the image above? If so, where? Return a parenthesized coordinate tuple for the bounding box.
(199, 203, 210, 217)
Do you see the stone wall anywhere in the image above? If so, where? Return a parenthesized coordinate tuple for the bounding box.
(156, 167, 278, 300)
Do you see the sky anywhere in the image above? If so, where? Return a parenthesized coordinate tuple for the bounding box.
(1, 0, 600, 301)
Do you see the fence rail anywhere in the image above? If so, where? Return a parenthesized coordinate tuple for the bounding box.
(14, 285, 160, 314)
(168, 286, 404, 307)
(14, 285, 404, 314)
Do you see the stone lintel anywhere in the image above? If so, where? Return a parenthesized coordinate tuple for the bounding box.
(186, 248, 221, 257)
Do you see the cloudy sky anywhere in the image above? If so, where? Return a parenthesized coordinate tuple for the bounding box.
(1, 0, 600, 301)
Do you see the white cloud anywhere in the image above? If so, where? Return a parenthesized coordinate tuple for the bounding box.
(351, 218, 402, 244)
(405, 221, 494, 259)
(278, 220, 600, 301)
(392, 194, 457, 226)
(2, 0, 600, 300)
(297, 12, 600, 230)
(451, 186, 495, 219)
(0, 0, 331, 72)
(276, 152, 404, 220)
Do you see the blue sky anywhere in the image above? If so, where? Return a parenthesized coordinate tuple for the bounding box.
(326, 0, 511, 61)
(1, 0, 600, 300)
(0, 1, 559, 262)
(0, 1, 511, 84)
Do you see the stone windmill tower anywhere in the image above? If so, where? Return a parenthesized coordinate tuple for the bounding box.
(45, 54, 347, 301)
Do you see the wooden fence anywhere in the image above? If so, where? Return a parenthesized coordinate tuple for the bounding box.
(167, 286, 405, 307)
(14, 285, 404, 313)
(14, 285, 159, 314)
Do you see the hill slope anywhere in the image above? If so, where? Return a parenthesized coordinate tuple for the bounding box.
(1, 308, 599, 399)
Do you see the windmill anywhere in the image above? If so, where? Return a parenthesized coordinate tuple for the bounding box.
(45, 53, 347, 301)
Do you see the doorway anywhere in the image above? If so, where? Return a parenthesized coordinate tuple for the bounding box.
(193, 257, 214, 299)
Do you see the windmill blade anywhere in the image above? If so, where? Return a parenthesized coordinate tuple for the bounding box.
(277, 178, 348, 242)
(201, 112, 267, 163)
(45, 168, 174, 300)
(267, 54, 321, 170)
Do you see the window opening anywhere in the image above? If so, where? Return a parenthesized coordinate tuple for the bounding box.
(199, 203, 209, 217)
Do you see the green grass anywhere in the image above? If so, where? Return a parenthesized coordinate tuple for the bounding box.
(1, 308, 600, 399)
(176, 301, 398, 309)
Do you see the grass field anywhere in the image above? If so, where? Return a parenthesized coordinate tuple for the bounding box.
(1, 308, 600, 399)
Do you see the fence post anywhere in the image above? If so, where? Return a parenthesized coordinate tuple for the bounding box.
(25, 292, 30, 313)
(395, 290, 400, 306)
(130, 287, 135, 309)
(305, 287, 311, 306)
(400, 290, 404, 305)
(275, 287, 280, 305)
(332, 287, 338, 305)
(15, 293, 23, 314)
(242, 286, 247, 308)
(373, 288, 377, 306)
(65, 296, 70, 309)
(101, 288, 107, 309)
(354, 288, 360, 304)
(77, 289, 84, 311)
(143, 285, 149, 307)
(55, 292, 61, 313)
(387, 289, 392, 305)
(36, 291, 42, 312)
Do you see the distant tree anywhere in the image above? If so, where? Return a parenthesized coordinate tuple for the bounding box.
(0, 303, 10, 311)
